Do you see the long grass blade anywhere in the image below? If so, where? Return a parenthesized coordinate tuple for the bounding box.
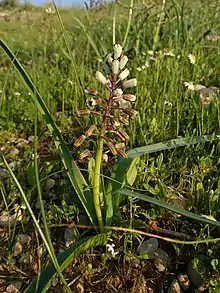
(25, 233, 109, 293)
(0, 39, 97, 226)
(119, 188, 220, 229)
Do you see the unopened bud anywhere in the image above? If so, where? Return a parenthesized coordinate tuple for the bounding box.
(112, 60, 119, 75)
(119, 68, 130, 81)
(112, 88, 123, 97)
(113, 44, 123, 60)
(95, 71, 107, 85)
(123, 108, 138, 117)
(73, 135, 86, 148)
(85, 125, 96, 137)
(123, 94, 136, 102)
(79, 149, 92, 160)
(122, 78, 137, 88)
(107, 141, 117, 155)
(77, 109, 91, 116)
(119, 55, 128, 70)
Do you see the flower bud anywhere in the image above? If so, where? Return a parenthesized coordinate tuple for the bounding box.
(123, 108, 138, 117)
(73, 135, 86, 148)
(112, 88, 123, 97)
(118, 68, 130, 81)
(119, 55, 128, 70)
(85, 125, 96, 137)
(122, 78, 137, 88)
(95, 71, 107, 85)
(79, 149, 92, 160)
(113, 44, 123, 60)
(107, 141, 117, 155)
(112, 60, 119, 75)
(123, 94, 136, 102)
(77, 109, 91, 116)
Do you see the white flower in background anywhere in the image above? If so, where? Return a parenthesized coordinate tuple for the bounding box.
(164, 100, 172, 107)
(68, 80, 73, 86)
(106, 243, 119, 257)
(148, 50, 154, 55)
(163, 49, 175, 57)
(137, 67, 142, 72)
(149, 56, 156, 61)
(45, 7, 55, 14)
(201, 215, 217, 222)
(14, 92, 21, 96)
(183, 81, 195, 90)
(144, 61, 149, 67)
(142, 51, 146, 56)
(188, 54, 196, 64)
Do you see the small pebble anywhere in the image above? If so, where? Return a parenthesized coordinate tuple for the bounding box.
(16, 234, 31, 245)
(138, 238, 158, 258)
(168, 279, 182, 293)
(12, 242, 22, 257)
(6, 281, 22, 293)
(153, 248, 170, 272)
(9, 148, 19, 156)
(177, 274, 190, 290)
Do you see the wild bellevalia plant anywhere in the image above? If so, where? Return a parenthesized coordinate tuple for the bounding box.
(73, 44, 137, 231)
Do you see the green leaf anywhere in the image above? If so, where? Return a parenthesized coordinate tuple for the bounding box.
(126, 157, 140, 186)
(119, 188, 220, 229)
(106, 134, 220, 226)
(25, 233, 109, 293)
(0, 39, 97, 227)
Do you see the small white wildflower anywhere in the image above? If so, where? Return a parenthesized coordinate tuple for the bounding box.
(14, 92, 21, 96)
(142, 51, 146, 56)
(119, 55, 128, 70)
(148, 50, 154, 55)
(149, 56, 156, 61)
(144, 61, 149, 67)
(137, 67, 142, 72)
(164, 49, 175, 57)
(122, 78, 137, 89)
(95, 71, 107, 85)
(28, 92, 31, 96)
(113, 44, 123, 60)
(201, 215, 217, 222)
(68, 80, 73, 86)
(183, 82, 195, 91)
(164, 101, 172, 107)
(118, 68, 130, 81)
(188, 54, 196, 64)
(45, 7, 55, 14)
(106, 243, 119, 257)
(0, 90, 2, 94)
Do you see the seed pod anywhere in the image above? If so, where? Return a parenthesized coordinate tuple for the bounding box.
(119, 116, 129, 125)
(117, 149, 128, 158)
(119, 68, 130, 81)
(86, 98, 102, 107)
(85, 125, 96, 137)
(119, 55, 128, 70)
(79, 149, 92, 160)
(122, 78, 137, 89)
(95, 71, 107, 85)
(77, 109, 90, 116)
(113, 44, 123, 60)
(123, 108, 138, 117)
(73, 135, 86, 148)
(123, 94, 136, 102)
(107, 141, 117, 155)
(112, 60, 119, 75)
(118, 129, 129, 141)
(115, 142, 125, 150)
(84, 88, 98, 96)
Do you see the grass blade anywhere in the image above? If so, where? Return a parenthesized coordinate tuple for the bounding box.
(119, 188, 220, 229)
(25, 233, 109, 293)
(0, 39, 98, 226)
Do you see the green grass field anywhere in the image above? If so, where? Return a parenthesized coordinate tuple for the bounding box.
(0, 0, 220, 291)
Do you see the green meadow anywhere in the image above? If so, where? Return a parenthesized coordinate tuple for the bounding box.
(0, 0, 220, 291)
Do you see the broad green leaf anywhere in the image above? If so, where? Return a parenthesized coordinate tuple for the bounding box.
(126, 157, 140, 186)
(25, 233, 109, 293)
(0, 39, 97, 226)
(119, 188, 220, 229)
(106, 134, 220, 226)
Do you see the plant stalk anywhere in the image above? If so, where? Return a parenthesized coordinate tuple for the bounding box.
(93, 136, 104, 232)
